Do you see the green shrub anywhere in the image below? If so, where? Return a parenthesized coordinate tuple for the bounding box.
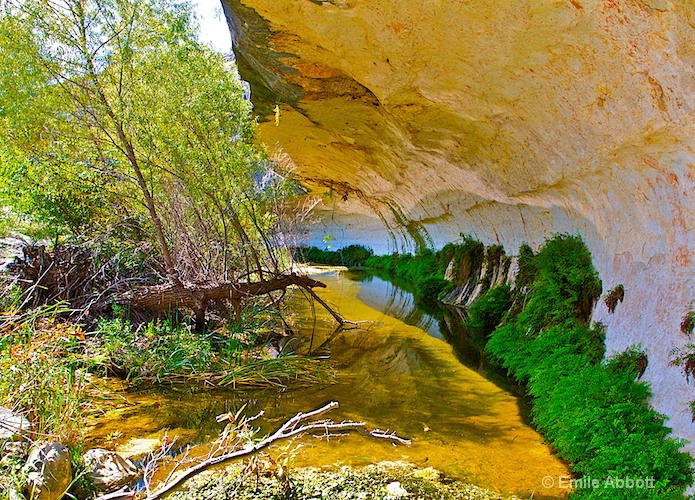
(514, 243, 537, 291)
(485, 234, 692, 498)
(416, 277, 450, 300)
(294, 244, 374, 268)
(466, 285, 511, 335)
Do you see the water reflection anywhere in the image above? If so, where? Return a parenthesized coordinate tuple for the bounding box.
(347, 270, 494, 380)
(350, 271, 442, 339)
(85, 269, 569, 499)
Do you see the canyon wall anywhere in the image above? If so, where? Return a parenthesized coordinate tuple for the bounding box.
(221, 0, 695, 455)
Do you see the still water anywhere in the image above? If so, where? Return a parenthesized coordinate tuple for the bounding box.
(85, 269, 569, 498)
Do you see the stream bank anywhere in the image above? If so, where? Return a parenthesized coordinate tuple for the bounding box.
(169, 461, 515, 500)
(322, 234, 694, 499)
(83, 268, 570, 499)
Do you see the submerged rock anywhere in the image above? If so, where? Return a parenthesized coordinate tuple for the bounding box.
(23, 442, 72, 500)
(0, 407, 31, 442)
(83, 449, 139, 492)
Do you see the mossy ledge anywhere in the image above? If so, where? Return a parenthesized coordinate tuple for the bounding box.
(170, 461, 514, 500)
(299, 234, 694, 499)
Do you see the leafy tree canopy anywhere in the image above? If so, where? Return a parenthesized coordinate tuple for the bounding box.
(0, 0, 297, 282)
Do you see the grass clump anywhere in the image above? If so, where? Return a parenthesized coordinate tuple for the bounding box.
(93, 317, 217, 384)
(216, 356, 332, 389)
(485, 234, 692, 498)
(91, 307, 333, 389)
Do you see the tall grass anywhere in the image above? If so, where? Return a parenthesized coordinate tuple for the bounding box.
(92, 306, 333, 389)
(0, 312, 86, 446)
(92, 317, 218, 384)
(216, 356, 332, 389)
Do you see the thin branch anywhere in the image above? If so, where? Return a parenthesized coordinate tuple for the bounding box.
(144, 401, 410, 500)
(300, 285, 352, 326)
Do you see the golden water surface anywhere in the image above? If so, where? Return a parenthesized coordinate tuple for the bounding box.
(86, 269, 570, 498)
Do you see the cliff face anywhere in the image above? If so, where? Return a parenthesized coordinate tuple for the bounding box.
(222, 0, 695, 454)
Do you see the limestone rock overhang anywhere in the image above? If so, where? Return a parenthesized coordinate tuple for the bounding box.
(221, 0, 695, 462)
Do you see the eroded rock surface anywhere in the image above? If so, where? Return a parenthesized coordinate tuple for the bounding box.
(83, 448, 139, 492)
(222, 0, 695, 458)
(23, 442, 72, 500)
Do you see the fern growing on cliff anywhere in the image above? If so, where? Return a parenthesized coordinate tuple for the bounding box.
(604, 284, 625, 313)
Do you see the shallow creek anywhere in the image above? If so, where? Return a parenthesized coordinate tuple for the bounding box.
(85, 269, 570, 498)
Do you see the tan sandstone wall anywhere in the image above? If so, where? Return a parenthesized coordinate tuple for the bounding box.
(222, 0, 695, 456)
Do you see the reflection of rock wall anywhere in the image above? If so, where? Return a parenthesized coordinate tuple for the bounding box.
(222, 0, 695, 456)
(355, 274, 441, 338)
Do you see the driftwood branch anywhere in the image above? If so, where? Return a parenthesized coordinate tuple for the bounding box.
(121, 273, 326, 311)
(370, 429, 413, 446)
(300, 285, 350, 326)
(144, 401, 409, 500)
(8, 244, 352, 330)
(95, 488, 135, 500)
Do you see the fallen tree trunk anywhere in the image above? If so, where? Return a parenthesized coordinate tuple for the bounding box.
(118, 273, 342, 329)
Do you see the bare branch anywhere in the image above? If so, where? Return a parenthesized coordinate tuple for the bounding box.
(143, 401, 410, 500)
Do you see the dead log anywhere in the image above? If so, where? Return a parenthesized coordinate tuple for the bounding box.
(117, 273, 344, 330)
(8, 244, 349, 329)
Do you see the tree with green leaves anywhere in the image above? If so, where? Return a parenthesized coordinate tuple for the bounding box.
(0, 0, 331, 328)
